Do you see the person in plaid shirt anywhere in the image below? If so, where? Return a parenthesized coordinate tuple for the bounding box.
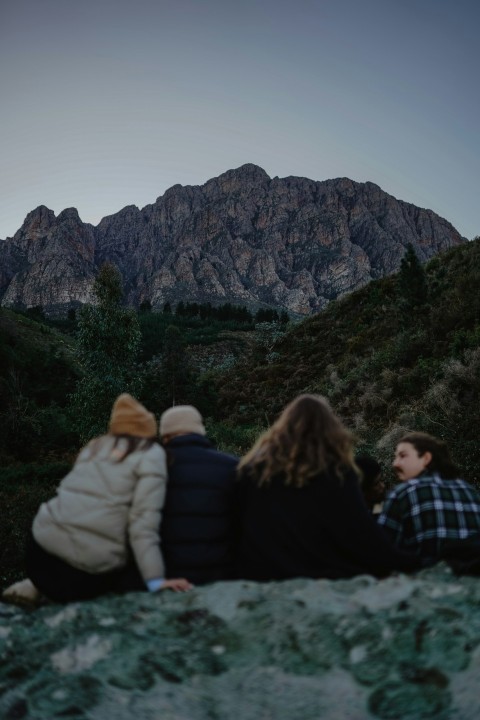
(377, 432, 480, 562)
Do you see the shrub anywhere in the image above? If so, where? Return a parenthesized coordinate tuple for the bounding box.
(0, 461, 70, 587)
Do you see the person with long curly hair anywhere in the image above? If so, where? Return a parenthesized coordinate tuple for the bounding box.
(235, 394, 420, 581)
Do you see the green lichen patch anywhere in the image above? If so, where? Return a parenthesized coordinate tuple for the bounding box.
(1, 566, 480, 719)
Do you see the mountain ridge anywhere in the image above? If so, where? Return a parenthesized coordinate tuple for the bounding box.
(0, 164, 465, 315)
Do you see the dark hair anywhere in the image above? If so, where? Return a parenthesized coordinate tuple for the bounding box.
(86, 434, 157, 462)
(398, 432, 458, 479)
(239, 394, 355, 488)
(355, 454, 382, 490)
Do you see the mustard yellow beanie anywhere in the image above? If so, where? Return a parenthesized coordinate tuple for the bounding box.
(109, 394, 157, 438)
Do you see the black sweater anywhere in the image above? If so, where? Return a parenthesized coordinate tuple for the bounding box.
(235, 466, 420, 581)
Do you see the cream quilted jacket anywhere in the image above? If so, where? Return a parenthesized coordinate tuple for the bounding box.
(32, 436, 167, 582)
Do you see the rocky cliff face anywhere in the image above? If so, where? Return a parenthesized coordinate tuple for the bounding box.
(0, 165, 465, 315)
(1, 566, 479, 719)
(0, 206, 97, 313)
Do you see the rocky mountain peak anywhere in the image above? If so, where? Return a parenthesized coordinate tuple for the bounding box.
(200, 164, 270, 202)
(0, 166, 466, 314)
(56, 207, 82, 224)
(14, 205, 56, 242)
(218, 163, 270, 183)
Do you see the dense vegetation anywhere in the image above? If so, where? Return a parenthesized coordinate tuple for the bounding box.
(0, 293, 268, 585)
(215, 239, 480, 482)
(1, 239, 479, 586)
(0, 309, 79, 464)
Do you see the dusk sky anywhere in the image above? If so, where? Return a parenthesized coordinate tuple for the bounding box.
(1, 0, 478, 240)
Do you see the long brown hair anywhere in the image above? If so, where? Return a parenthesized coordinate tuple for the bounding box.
(83, 434, 157, 463)
(238, 394, 355, 488)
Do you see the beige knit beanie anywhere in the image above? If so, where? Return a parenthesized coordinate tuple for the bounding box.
(160, 405, 206, 437)
(109, 394, 157, 438)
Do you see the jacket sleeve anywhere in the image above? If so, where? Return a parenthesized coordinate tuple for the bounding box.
(128, 445, 167, 582)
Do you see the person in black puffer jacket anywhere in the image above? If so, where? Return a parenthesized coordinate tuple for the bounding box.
(160, 405, 238, 585)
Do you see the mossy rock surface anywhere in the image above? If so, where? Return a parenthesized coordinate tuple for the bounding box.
(1, 565, 480, 719)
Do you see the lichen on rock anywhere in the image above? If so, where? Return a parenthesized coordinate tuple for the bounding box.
(1, 564, 479, 719)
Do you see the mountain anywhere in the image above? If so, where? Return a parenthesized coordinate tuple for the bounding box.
(0, 164, 465, 315)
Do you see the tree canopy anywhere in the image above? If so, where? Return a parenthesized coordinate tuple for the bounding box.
(71, 264, 141, 442)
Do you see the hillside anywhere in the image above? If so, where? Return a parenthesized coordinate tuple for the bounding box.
(214, 239, 480, 481)
(0, 308, 79, 463)
(1, 240, 478, 467)
(1, 240, 478, 587)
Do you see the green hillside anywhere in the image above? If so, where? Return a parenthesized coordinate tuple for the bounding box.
(0, 308, 79, 463)
(0, 312, 78, 586)
(214, 239, 480, 482)
(1, 240, 478, 474)
(1, 240, 479, 586)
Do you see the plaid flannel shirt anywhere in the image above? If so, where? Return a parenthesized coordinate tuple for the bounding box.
(377, 472, 480, 561)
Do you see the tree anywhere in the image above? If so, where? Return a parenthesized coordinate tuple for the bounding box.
(255, 308, 280, 323)
(398, 243, 427, 310)
(141, 324, 195, 412)
(139, 299, 152, 313)
(161, 325, 190, 407)
(26, 306, 46, 323)
(71, 264, 141, 442)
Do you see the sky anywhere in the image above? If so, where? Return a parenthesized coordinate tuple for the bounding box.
(1, 0, 478, 240)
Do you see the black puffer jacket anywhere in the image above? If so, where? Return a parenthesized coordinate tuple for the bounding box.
(161, 434, 238, 584)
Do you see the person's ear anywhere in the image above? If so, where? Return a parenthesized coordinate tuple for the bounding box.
(422, 451, 432, 469)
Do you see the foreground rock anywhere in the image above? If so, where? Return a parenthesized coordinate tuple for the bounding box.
(1, 565, 479, 719)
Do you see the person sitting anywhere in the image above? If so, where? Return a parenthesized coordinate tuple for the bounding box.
(160, 405, 238, 585)
(355, 454, 386, 513)
(377, 431, 480, 564)
(234, 394, 420, 582)
(2, 394, 191, 606)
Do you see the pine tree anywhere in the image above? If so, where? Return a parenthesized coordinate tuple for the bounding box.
(71, 263, 141, 442)
(139, 299, 152, 313)
(142, 324, 195, 411)
(398, 243, 427, 310)
(161, 325, 189, 407)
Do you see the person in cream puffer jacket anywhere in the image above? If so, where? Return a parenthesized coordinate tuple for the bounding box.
(2, 394, 192, 606)
(33, 433, 166, 578)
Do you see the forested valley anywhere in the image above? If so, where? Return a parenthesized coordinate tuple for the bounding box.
(1, 238, 479, 585)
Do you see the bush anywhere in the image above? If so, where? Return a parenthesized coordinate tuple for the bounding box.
(206, 420, 265, 456)
(0, 461, 70, 587)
